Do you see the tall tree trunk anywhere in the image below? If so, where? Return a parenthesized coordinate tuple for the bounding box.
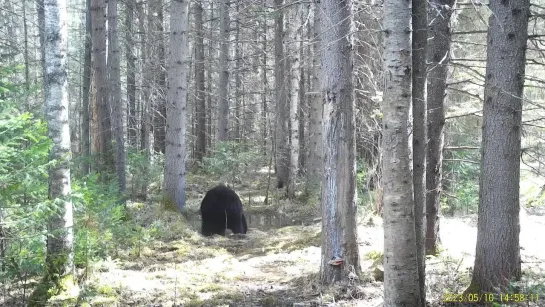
(234, 1, 242, 141)
(37, 0, 45, 88)
(426, 0, 455, 256)
(274, 0, 289, 189)
(261, 18, 268, 153)
(22, 0, 30, 107)
(206, 0, 214, 149)
(28, 0, 76, 303)
(217, 0, 230, 141)
(319, 0, 360, 285)
(108, 0, 126, 197)
(298, 6, 307, 175)
(412, 0, 428, 304)
(382, 0, 421, 305)
(151, 0, 166, 154)
(164, 0, 189, 211)
(305, 1, 322, 198)
(466, 0, 529, 295)
(194, 0, 206, 162)
(91, 0, 113, 174)
(139, 0, 152, 198)
(82, 0, 91, 175)
(288, 4, 301, 197)
(126, 0, 137, 148)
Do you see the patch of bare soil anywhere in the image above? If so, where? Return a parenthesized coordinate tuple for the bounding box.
(76, 208, 545, 307)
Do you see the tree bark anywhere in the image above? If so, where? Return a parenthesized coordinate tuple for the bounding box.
(91, 0, 113, 174)
(288, 4, 301, 197)
(194, 0, 206, 162)
(107, 0, 126, 197)
(305, 1, 322, 198)
(412, 0, 428, 304)
(206, 1, 214, 150)
(164, 0, 189, 211)
(426, 0, 456, 256)
(126, 0, 137, 148)
(319, 0, 360, 285)
(29, 0, 76, 302)
(217, 0, 230, 141)
(81, 0, 91, 175)
(274, 0, 289, 189)
(234, 1, 242, 141)
(467, 0, 529, 295)
(138, 0, 152, 198)
(382, 0, 421, 305)
(261, 17, 268, 153)
(151, 0, 166, 154)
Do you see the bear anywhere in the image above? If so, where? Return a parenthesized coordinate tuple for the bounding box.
(200, 185, 248, 236)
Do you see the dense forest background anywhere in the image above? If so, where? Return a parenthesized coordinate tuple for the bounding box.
(1, 0, 545, 306)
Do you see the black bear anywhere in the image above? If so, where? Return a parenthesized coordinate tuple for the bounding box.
(200, 185, 248, 236)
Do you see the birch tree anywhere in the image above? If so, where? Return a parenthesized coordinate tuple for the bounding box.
(28, 0, 76, 303)
(288, 4, 302, 197)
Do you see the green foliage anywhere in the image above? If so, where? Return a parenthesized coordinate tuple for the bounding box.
(442, 150, 480, 215)
(127, 148, 164, 199)
(355, 160, 379, 215)
(356, 160, 367, 193)
(0, 74, 52, 283)
(201, 141, 263, 184)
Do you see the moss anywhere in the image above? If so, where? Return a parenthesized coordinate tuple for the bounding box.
(161, 197, 180, 212)
(198, 283, 223, 293)
(259, 296, 278, 307)
(28, 274, 79, 307)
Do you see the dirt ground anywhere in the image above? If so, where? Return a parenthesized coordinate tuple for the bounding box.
(71, 203, 545, 307)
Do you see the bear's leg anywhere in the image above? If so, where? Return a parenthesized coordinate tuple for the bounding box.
(226, 212, 247, 234)
(202, 212, 228, 236)
(241, 214, 248, 234)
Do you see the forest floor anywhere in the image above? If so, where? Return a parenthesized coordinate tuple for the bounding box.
(74, 198, 545, 307)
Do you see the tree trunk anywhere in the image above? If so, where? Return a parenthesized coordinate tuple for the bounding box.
(261, 18, 268, 153)
(467, 0, 529, 295)
(299, 7, 307, 175)
(164, 0, 189, 211)
(138, 0, 152, 198)
(82, 0, 91, 175)
(28, 0, 76, 303)
(234, 1, 242, 141)
(319, 0, 360, 285)
(194, 0, 206, 162)
(206, 0, 214, 150)
(107, 0, 126, 197)
(274, 0, 289, 189)
(151, 0, 166, 154)
(305, 1, 322, 198)
(382, 0, 421, 305)
(412, 0, 428, 304)
(288, 4, 301, 197)
(91, 0, 113, 174)
(426, 0, 455, 256)
(217, 0, 230, 141)
(126, 0, 137, 148)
